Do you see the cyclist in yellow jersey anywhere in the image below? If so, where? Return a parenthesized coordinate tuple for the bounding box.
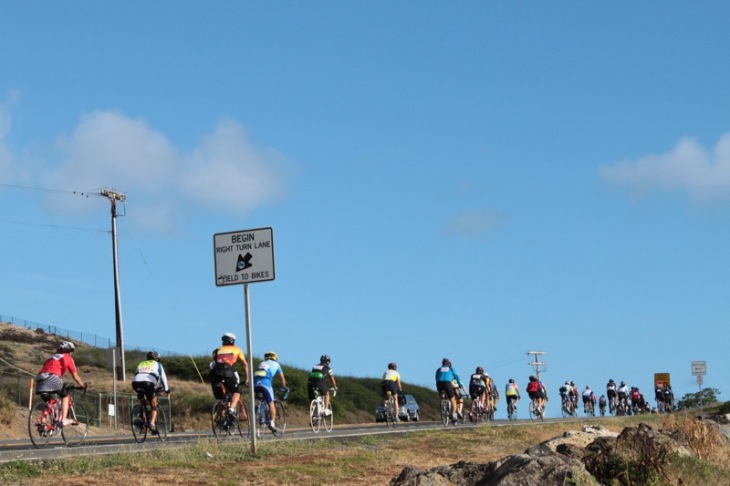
(504, 378, 520, 410)
(381, 362, 402, 420)
(209, 332, 249, 420)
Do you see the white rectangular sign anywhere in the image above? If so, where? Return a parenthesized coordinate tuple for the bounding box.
(214, 227, 275, 286)
(691, 361, 707, 376)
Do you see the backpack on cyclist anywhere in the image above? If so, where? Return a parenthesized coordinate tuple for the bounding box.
(526, 380, 540, 394)
(211, 349, 236, 379)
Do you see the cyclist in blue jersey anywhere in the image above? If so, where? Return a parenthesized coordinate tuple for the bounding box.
(435, 358, 465, 422)
(253, 351, 288, 432)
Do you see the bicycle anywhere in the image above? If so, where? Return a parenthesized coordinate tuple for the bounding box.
(528, 396, 544, 421)
(608, 394, 617, 416)
(506, 397, 518, 421)
(383, 390, 397, 427)
(131, 387, 168, 443)
(254, 387, 288, 438)
(599, 401, 606, 417)
(439, 391, 457, 426)
(560, 395, 576, 418)
(616, 396, 630, 416)
(309, 387, 335, 433)
(211, 383, 248, 439)
(28, 383, 90, 449)
(468, 394, 487, 424)
(584, 400, 595, 417)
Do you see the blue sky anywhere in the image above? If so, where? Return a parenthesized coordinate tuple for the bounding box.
(1, 2, 728, 416)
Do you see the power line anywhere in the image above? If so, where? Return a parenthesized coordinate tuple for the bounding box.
(0, 218, 110, 233)
(0, 182, 104, 198)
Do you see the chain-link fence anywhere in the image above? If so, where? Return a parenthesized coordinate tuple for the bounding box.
(1, 372, 173, 433)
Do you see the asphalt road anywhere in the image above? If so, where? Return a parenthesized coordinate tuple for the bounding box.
(1, 415, 580, 463)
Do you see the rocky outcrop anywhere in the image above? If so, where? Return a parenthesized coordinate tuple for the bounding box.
(390, 423, 717, 486)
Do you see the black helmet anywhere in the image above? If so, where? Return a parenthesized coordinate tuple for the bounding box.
(320, 354, 331, 365)
(222, 332, 236, 345)
(476, 366, 484, 374)
(58, 341, 75, 352)
(388, 362, 397, 370)
(442, 358, 451, 366)
(508, 378, 515, 384)
(529, 375, 537, 381)
(147, 351, 160, 361)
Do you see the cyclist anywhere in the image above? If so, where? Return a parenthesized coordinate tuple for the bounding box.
(606, 379, 617, 411)
(253, 351, 287, 432)
(34, 341, 87, 427)
(435, 358, 464, 422)
(559, 381, 572, 413)
(468, 366, 490, 414)
(617, 381, 629, 411)
(381, 362, 403, 421)
(582, 386, 596, 414)
(598, 394, 607, 415)
(504, 378, 521, 412)
(209, 332, 249, 420)
(570, 381, 579, 410)
(526, 375, 547, 413)
(663, 385, 674, 411)
(490, 379, 500, 413)
(132, 351, 170, 433)
(308, 354, 337, 415)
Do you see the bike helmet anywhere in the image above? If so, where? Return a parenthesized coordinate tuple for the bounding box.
(222, 332, 236, 345)
(476, 366, 484, 374)
(529, 375, 537, 381)
(570, 381, 575, 386)
(565, 381, 570, 386)
(320, 354, 331, 365)
(147, 351, 160, 361)
(58, 341, 75, 352)
(388, 362, 397, 370)
(442, 358, 451, 366)
(508, 378, 515, 384)
(620, 381, 626, 386)
(264, 351, 278, 361)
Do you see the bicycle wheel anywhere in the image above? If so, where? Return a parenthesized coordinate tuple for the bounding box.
(440, 399, 451, 427)
(28, 402, 54, 449)
(255, 402, 264, 439)
(323, 402, 333, 432)
(155, 408, 167, 442)
(528, 400, 536, 421)
(211, 400, 228, 439)
(62, 402, 89, 447)
(385, 396, 396, 428)
(235, 400, 249, 438)
(131, 403, 148, 443)
(309, 399, 321, 433)
(273, 401, 286, 437)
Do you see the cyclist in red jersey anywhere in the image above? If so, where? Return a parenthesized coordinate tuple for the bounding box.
(34, 341, 87, 426)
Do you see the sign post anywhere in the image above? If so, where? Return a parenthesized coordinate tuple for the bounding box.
(691, 361, 707, 405)
(214, 227, 275, 455)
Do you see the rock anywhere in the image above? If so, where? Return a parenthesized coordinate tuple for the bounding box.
(390, 452, 597, 486)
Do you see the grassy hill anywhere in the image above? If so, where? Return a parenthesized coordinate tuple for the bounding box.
(0, 321, 440, 433)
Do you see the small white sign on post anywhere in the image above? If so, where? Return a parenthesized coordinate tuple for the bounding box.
(691, 361, 707, 376)
(213, 227, 275, 286)
(107, 404, 115, 417)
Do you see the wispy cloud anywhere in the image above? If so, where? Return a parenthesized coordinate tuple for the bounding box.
(0, 90, 21, 181)
(4, 106, 288, 232)
(441, 210, 504, 239)
(599, 132, 730, 200)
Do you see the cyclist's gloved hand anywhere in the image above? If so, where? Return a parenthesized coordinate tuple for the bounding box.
(82, 383, 88, 391)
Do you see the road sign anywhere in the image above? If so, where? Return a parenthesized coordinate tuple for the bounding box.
(691, 361, 707, 376)
(654, 373, 671, 388)
(214, 227, 275, 286)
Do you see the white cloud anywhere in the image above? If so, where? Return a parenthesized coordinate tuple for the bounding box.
(600, 133, 730, 200)
(22, 110, 289, 231)
(441, 210, 503, 239)
(180, 118, 285, 211)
